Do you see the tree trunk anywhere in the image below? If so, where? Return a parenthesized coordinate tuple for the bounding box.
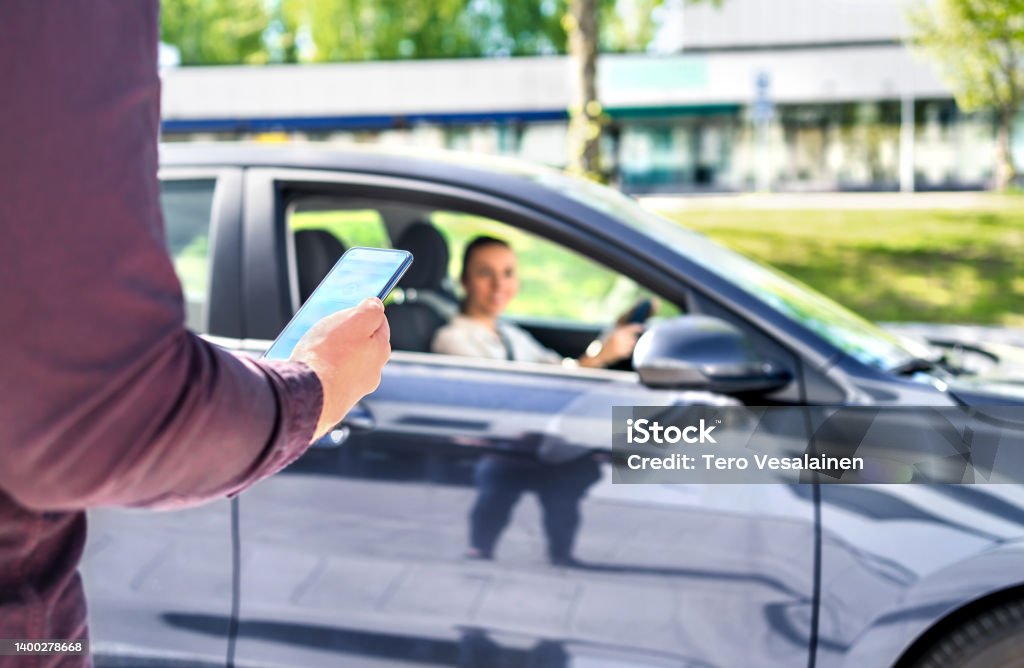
(995, 105, 1017, 191)
(567, 0, 602, 180)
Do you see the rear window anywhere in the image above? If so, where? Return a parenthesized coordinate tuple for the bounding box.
(160, 178, 216, 332)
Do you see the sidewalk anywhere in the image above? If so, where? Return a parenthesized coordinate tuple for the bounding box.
(640, 191, 1019, 211)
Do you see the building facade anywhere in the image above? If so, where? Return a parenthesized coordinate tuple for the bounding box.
(160, 0, 1020, 192)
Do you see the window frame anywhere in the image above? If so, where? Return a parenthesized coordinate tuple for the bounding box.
(245, 168, 694, 342)
(238, 167, 818, 398)
(158, 167, 244, 336)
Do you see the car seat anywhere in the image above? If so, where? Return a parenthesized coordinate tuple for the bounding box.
(294, 229, 346, 304)
(388, 222, 459, 352)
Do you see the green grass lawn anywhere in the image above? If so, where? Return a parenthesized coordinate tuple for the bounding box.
(651, 205, 1024, 326)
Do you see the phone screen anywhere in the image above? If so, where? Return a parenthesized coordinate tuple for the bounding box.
(264, 247, 412, 361)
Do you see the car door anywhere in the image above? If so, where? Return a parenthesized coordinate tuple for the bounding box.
(80, 167, 245, 667)
(230, 167, 820, 668)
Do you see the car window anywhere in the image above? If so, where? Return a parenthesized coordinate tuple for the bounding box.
(160, 178, 216, 332)
(279, 191, 678, 356)
(290, 208, 390, 249)
(433, 210, 678, 324)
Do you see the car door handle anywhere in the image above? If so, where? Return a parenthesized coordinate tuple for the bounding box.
(312, 427, 350, 449)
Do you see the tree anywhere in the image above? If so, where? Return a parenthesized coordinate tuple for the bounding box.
(161, 0, 272, 65)
(909, 0, 1024, 190)
(289, 0, 479, 61)
(565, 0, 602, 179)
(566, 0, 679, 179)
(280, 0, 566, 61)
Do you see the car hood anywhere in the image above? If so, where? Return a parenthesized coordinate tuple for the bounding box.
(948, 376, 1024, 407)
(945, 342, 1024, 419)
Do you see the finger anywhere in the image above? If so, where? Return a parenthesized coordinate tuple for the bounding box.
(372, 328, 391, 362)
(371, 318, 392, 351)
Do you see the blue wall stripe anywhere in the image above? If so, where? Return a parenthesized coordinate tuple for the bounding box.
(161, 110, 569, 134)
(160, 104, 742, 134)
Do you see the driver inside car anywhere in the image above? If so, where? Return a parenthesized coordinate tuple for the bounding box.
(431, 235, 646, 366)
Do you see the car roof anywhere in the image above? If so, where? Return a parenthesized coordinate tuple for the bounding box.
(160, 142, 638, 248)
(160, 142, 561, 193)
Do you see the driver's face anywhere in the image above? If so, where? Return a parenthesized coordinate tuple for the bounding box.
(462, 244, 519, 319)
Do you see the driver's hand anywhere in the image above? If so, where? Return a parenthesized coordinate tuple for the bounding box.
(616, 297, 660, 326)
(594, 323, 645, 366)
(290, 298, 391, 440)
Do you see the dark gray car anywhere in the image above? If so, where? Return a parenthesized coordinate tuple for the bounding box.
(81, 144, 1024, 668)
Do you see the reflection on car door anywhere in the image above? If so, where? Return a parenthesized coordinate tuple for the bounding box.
(232, 353, 818, 668)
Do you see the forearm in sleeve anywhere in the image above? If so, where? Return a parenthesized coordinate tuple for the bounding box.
(0, 332, 322, 511)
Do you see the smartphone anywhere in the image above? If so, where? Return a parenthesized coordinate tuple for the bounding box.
(264, 247, 413, 361)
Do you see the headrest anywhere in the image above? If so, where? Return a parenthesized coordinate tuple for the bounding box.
(294, 229, 346, 303)
(395, 222, 449, 290)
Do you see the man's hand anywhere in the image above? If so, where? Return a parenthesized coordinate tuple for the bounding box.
(290, 298, 391, 440)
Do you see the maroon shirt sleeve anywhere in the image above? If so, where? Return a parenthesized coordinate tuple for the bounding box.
(0, 2, 323, 511)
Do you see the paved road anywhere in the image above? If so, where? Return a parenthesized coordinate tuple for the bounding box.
(640, 192, 1019, 211)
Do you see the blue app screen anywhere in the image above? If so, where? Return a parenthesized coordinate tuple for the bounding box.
(265, 247, 410, 360)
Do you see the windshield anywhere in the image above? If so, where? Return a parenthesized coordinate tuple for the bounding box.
(533, 172, 922, 371)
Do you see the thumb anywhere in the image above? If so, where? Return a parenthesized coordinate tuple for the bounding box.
(346, 297, 386, 334)
(358, 297, 384, 311)
(325, 297, 385, 336)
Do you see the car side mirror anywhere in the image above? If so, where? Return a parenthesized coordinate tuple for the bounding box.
(633, 315, 791, 394)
